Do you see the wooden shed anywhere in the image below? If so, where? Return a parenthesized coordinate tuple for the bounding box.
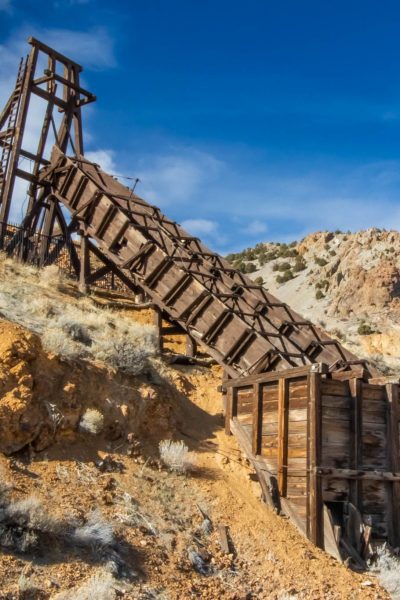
(224, 364, 400, 563)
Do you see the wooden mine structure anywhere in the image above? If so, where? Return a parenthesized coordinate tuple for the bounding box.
(1, 38, 399, 565)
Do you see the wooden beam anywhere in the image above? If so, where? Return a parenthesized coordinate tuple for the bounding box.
(223, 363, 327, 389)
(153, 307, 163, 353)
(277, 377, 289, 496)
(225, 388, 233, 435)
(252, 382, 262, 456)
(308, 372, 323, 547)
(28, 36, 83, 71)
(349, 378, 363, 511)
(185, 334, 197, 358)
(78, 233, 90, 294)
(386, 383, 400, 546)
(316, 467, 400, 481)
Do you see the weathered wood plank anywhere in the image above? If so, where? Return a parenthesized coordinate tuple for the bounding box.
(308, 372, 323, 547)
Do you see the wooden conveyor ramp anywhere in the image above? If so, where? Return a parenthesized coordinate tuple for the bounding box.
(40, 146, 364, 380)
(38, 147, 400, 562)
(1, 38, 398, 564)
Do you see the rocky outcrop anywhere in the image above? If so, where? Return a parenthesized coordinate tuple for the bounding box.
(0, 321, 49, 454)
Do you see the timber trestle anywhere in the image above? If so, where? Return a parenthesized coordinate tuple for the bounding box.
(1, 38, 398, 564)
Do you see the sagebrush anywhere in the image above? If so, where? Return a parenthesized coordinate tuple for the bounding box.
(79, 408, 105, 435)
(0, 484, 127, 575)
(369, 544, 400, 599)
(159, 440, 193, 473)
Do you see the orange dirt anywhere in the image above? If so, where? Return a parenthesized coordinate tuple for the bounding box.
(0, 315, 389, 599)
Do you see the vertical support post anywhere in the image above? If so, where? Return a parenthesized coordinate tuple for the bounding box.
(252, 382, 263, 456)
(277, 377, 289, 497)
(153, 307, 163, 353)
(349, 378, 363, 510)
(186, 335, 197, 358)
(308, 372, 323, 547)
(0, 45, 39, 241)
(225, 386, 238, 436)
(79, 232, 90, 294)
(386, 383, 400, 546)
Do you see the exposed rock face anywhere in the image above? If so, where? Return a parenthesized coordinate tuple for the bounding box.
(0, 321, 48, 454)
(0, 317, 197, 455)
(229, 228, 400, 375)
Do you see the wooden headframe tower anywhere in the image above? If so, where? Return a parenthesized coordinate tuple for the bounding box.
(0, 37, 95, 271)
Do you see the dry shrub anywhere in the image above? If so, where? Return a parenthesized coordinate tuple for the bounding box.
(159, 440, 194, 473)
(369, 544, 400, 599)
(38, 264, 64, 288)
(0, 260, 157, 374)
(53, 571, 116, 600)
(79, 408, 104, 435)
(0, 486, 125, 575)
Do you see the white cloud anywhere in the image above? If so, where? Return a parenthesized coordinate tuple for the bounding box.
(136, 149, 224, 206)
(181, 218, 218, 236)
(85, 149, 118, 174)
(242, 220, 267, 236)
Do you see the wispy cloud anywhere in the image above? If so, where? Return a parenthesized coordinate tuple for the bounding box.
(0, 25, 116, 73)
(85, 149, 118, 174)
(0, 0, 12, 13)
(242, 220, 268, 236)
(181, 218, 217, 235)
(134, 149, 224, 206)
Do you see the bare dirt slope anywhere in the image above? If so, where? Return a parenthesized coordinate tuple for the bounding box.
(0, 256, 389, 599)
(228, 228, 400, 375)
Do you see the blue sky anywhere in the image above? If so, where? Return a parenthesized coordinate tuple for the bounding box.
(2, 0, 400, 252)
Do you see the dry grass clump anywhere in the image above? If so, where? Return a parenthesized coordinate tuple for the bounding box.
(38, 264, 64, 289)
(159, 440, 194, 473)
(79, 408, 105, 435)
(0, 483, 127, 575)
(369, 544, 400, 599)
(53, 571, 116, 600)
(0, 257, 157, 374)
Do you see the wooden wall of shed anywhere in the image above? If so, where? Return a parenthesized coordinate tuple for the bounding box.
(319, 379, 400, 541)
(226, 367, 400, 548)
(286, 377, 309, 521)
(320, 379, 352, 506)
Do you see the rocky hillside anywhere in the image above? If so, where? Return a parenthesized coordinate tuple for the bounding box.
(226, 228, 400, 375)
(0, 254, 389, 599)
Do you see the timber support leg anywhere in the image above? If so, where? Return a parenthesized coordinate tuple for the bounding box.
(78, 232, 90, 294)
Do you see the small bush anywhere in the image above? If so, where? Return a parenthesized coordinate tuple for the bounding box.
(273, 261, 291, 272)
(244, 262, 257, 273)
(314, 256, 328, 267)
(276, 270, 294, 284)
(369, 544, 400, 599)
(254, 276, 264, 285)
(292, 256, 307, 272)
(79, 409, 104, 435)
(358, 322, 376, 336)
(264, 250, 278, 262)
(159, 440, 193, 473)
(315, 290, 325, 300)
